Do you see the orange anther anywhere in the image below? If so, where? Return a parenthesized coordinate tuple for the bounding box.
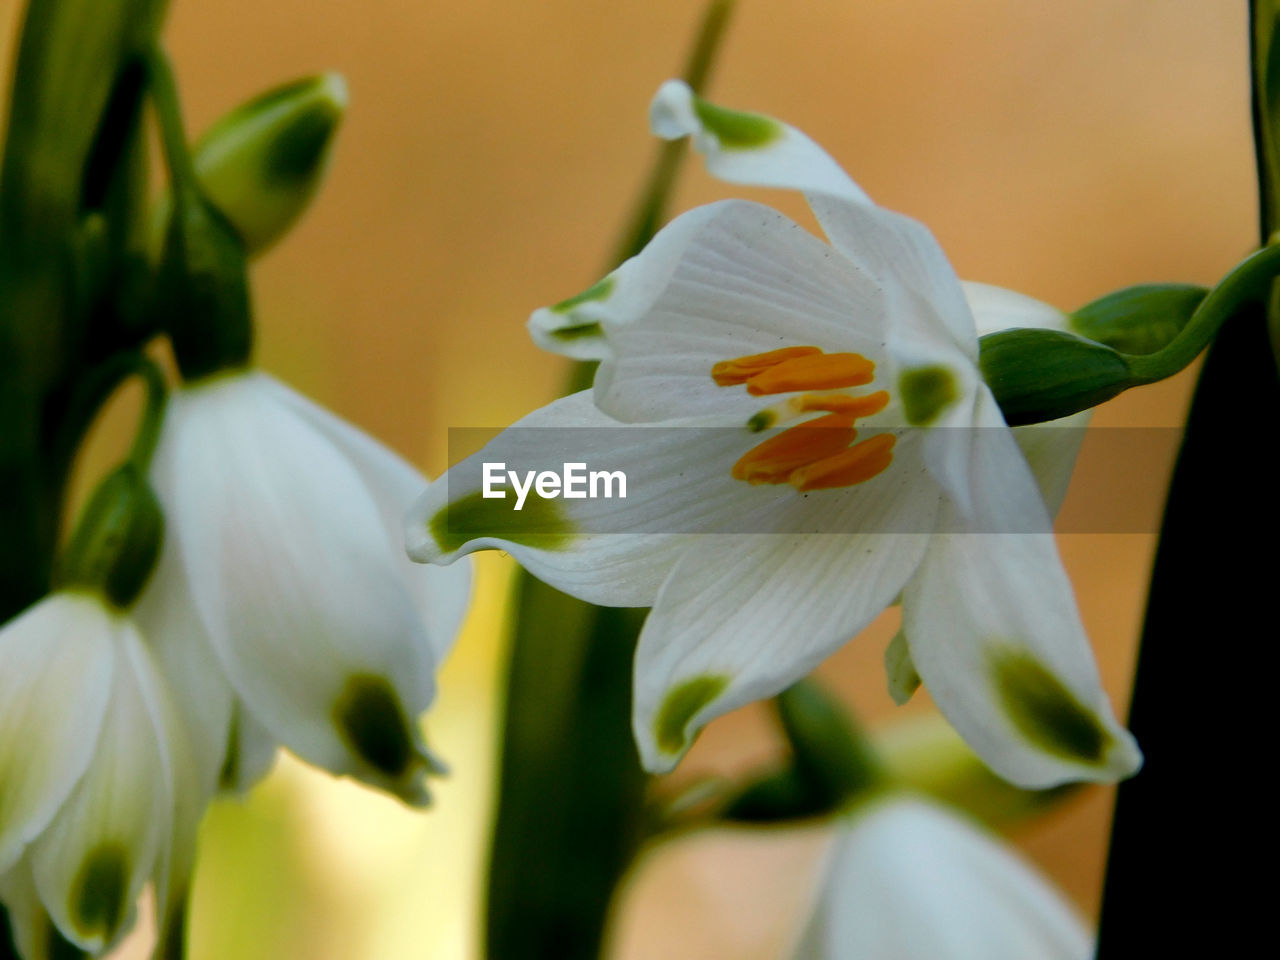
(732, 413, 858, 485)
(711, 346, 823, 386)
(788, 434, 897, 491)
(745, 353, 876, 396)
(792, 389, 891, 419)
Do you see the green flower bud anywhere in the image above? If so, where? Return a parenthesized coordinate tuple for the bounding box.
(1069, 283, 1207, 355)
(188, 74, 348, 255)
(979, 327, 1135, 426)
(157, 190, 253, 380)
(57, 464, 164, 609)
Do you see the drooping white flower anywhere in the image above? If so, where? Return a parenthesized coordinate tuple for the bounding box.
(792, 794, 1091, 960)
(149, 369, 471, 806)
(0, 591, 172, 953)
(407, 81, 1138, 789)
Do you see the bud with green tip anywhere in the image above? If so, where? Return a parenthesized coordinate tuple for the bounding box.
(979, 327, 1135, 426)
(180, 74, 348, 256)
(57, 464, 164, 609)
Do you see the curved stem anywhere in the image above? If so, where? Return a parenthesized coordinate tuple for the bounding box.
(145, 44, 199, 199)
(125, 353, 168, 470)
(1125, 240, 1280, 382)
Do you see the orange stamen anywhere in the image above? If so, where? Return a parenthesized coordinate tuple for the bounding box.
(732, 413, 858, 485)
(711, 346, 823, 386)
(788, 434, 897, 491)
(746, 353, 876, 396)
(791, 389, 891, 419)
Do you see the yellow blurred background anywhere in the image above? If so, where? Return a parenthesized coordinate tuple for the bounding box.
(1, 0, 1257, 957)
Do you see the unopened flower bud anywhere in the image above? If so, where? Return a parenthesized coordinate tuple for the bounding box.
(192, 73, 348, 255)
(57, 464, 164, 609)
(979, 327, 1135, 426)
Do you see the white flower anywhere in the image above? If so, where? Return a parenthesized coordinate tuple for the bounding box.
(0, 591, 172, 953)
(792, 794, 1091, 960)
(407, 81, 1138, 789)
(149, 369, 471, 806)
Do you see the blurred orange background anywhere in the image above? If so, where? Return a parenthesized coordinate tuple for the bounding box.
(1, 1, 1256, 957)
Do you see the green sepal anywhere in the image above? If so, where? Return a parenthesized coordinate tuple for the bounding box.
(156, 192, 254, 381)
(979, 327, 1135, 426)
(153, 74, 347, 257)
(1069, 283, 1207, 355)
(56, 463, 164, 609)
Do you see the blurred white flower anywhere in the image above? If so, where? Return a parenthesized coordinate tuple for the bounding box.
(0, 591, 171, 954)
(793, 794, 1090, 960)
(409, 81, 1137, 790)
(150, 369, 471, 807)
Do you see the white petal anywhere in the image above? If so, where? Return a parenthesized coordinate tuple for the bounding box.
(963, 281, 1070, 337)
(793, 795, 1091, 960)
(1011, 412, 1090, 518)
(155, 372, 441, 804)
(256, 373, 472, 663)
(902, 397, 1140, 787)
(649, 80, 977, 367)
(132, 534, 233, 803)
(650, 79, 871, 204)
(32, 622, 171, 954)
(0, 859, 56, 960)
(0, 593, 114, 875)
(406, 390, 782, 607)
(632, 466, 940, 772)
(589, 200, 892, 424)
(221, 704, 279, 794)
(527, 273, 617, 360)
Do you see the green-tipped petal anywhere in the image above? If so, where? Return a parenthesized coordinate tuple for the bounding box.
(31, 623, 171, 953)
(0, 594, 115, 875)
(650, 79, 870, 204)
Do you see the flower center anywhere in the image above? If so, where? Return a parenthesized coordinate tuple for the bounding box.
(712, 346, 896, 491)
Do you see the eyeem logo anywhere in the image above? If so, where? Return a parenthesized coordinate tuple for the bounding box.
(482, 462, 627, 511)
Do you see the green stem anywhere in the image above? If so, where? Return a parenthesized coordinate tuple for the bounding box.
(145, 45, 200, 200)
(1125, 241, 1280, 382)
(124, 354, 168, 470)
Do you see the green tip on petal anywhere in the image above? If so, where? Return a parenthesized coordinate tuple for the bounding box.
(549, 275, 615, 314)
(334, 674, 417, 780)
(746, 410, 776, 433)
(991, 647, 1110, 766)
(654, 674, 729, 756)
(691, 96, 782, 151)
(69, 843, 128, 947)
(899, 365, 959, 426)
(429, 490, 575, 554)
(547, 321, 604, 344)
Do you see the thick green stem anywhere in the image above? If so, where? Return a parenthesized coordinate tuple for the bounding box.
(1094, 3, 1280, 952)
